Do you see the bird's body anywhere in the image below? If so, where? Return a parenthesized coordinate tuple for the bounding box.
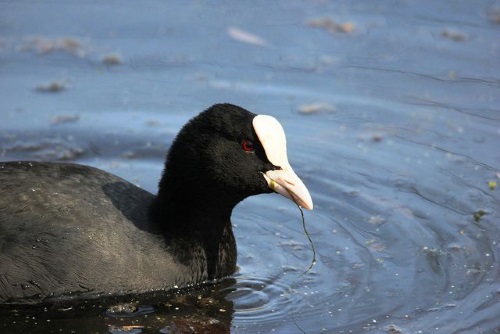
(0, 162, 195, 303)
(0, 104, 312, 305)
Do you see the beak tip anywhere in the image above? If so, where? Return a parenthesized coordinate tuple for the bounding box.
(301, 198, 314, 211)
(263, 170, 314, 211)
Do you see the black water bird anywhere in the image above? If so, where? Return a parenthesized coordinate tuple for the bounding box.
(0, 103, 313, 305)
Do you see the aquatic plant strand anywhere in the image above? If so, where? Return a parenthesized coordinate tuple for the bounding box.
(299, 205, 316, 275)
(289, 205, 317, 334)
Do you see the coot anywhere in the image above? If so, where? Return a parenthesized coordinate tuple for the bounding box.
(0, 103, 313, 305)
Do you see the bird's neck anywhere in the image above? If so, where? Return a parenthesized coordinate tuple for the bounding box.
(149, 190, 238, 281)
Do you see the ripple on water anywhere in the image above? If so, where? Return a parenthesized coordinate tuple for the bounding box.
(224, 274, 292, 322)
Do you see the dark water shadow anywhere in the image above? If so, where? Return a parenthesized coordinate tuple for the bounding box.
(0, 278, 236, 334)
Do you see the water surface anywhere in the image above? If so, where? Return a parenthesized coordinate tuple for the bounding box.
(1, 1, 499, 333)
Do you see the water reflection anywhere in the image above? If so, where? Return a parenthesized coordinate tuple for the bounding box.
(0, 280, 236, 334)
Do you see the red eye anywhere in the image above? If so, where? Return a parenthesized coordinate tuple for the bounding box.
(242, 139, 254, 152)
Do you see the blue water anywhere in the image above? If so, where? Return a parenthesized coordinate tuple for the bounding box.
(1, 1, 499, 333)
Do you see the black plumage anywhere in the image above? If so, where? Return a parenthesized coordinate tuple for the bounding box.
(0, 104, 311, 305)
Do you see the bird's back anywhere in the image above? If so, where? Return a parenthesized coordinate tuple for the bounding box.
(0, 161, 189, 304)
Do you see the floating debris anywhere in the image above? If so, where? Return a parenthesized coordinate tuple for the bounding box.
(447, 243, 466, 251)
(487, 9, 500, 24)
(387, 324, 403, 334)
(422, 246, 446, 256)
(227, 27, 267, 46)
(488, 180, 497, 190)
(279, 239, 305, 251)
(36, 80, 67, 93)
(102, 53, 123, 65)
(298, 102, 336, 114)
(146, 120, 162, 128)
(121, 151, 140, 159)
(357, 127, 389, 143)
(306, 17, 355, 34)
(368, 215, 386, 225)
(54, 147, 85, 161)
(441, 29, 467, 42)
(365, 239, 386, 252)
(447, 70, 458, 80)
(5, 138, 84, 161)
(109, 325, 144, 334)
(466, 267, 483, 275)
(21, 36, 88, 58)
(107, 302, 138, 315)
(473, 209, 486, 222)
(51, 115, 80, 125)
